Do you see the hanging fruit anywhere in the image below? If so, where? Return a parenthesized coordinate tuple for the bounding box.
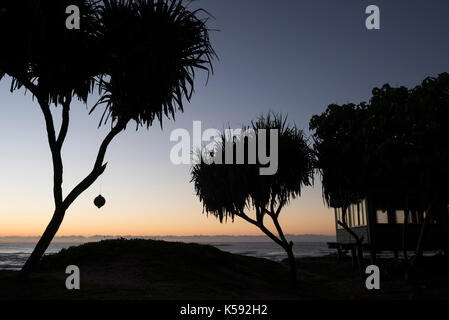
(94, 195, 106, 209)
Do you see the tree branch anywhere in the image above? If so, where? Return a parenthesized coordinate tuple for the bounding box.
(271, 214, 288, 244)
(338, 206, 363, 244)
(57, 97, 71, 149)
(10, 73, 39, 98)
(235, 209, 284, 247)
(255, 206, 263, 224)
(337, 220, 364, 244)
(38, 97, 64, 207)
(235, 209, 258, 226)
(38, 97, 57, 146)
(264, 202, 288, 244)
(62, 120, 127, 210)
(275, 201, 284, 217)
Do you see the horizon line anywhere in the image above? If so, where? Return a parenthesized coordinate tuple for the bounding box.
(0, 234, 336, 243)
(0, 233, 335, 238)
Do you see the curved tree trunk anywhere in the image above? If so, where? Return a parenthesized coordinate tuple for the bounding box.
(414, 210, 431, 265)
(270, 212, 297, 287)
(261, 222, 297, 287)
(236, 207, 297, 287)
(19, 208, 65, 278)
(338, 206, 364, 278)
(19, 113, 126, 278)
(285, 241, 297, 286)
(402, 211, 409, 261)
(342, 233, 364, 280)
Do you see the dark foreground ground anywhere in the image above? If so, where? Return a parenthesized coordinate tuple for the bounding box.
(0, 239, 448, 300)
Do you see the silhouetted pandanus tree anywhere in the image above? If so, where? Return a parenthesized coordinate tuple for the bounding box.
(0, 0, 216, 277)
(191, 114, 314, 286)
(0, 0, 102, 277)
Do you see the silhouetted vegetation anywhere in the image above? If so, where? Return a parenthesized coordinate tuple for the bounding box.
(2, 239, 294, 299)
(0, 0, 216, 277)
(310, 72, 449, 268)
(1, 239, 448, 299)
(191, 114, 314, 286)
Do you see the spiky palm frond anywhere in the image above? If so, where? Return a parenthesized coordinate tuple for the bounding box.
(92, 0, 217, 128)
(0, 1, 34, 85)
(0, 0, 101, 104)
(191, 113, 314, 222)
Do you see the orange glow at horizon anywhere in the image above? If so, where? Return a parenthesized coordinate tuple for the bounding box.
(0, 88, 335, 239)
(0, 194, 335, 237)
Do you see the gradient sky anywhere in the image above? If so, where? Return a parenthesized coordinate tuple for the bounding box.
(1, 0, 449, 237)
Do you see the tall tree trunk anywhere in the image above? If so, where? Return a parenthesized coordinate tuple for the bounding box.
(414, 210, 431, 264)
(285, 241, 297, 286)
(19, 208, 65, 278)
(270, 212, 297, 287)
(236, 208, 297, 287)
(19, 115, 126, 278)
(406, 202, 434, 280)
(402, 195, 410, 262)
(338, 206, 364, 278)
(19, 97, 67, 279)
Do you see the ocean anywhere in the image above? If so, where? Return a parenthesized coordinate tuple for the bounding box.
(0, 241, 334, 271)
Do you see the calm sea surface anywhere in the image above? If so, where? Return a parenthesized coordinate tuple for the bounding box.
(0, 241, 334, 271)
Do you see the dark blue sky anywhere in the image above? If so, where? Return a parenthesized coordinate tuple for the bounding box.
(1, 0, 449, 236)
(187, 0, 449, 131)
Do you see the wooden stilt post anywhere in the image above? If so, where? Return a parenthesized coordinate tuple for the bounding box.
(337, 244, 343, 261)
(351, 246, 357, 269)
